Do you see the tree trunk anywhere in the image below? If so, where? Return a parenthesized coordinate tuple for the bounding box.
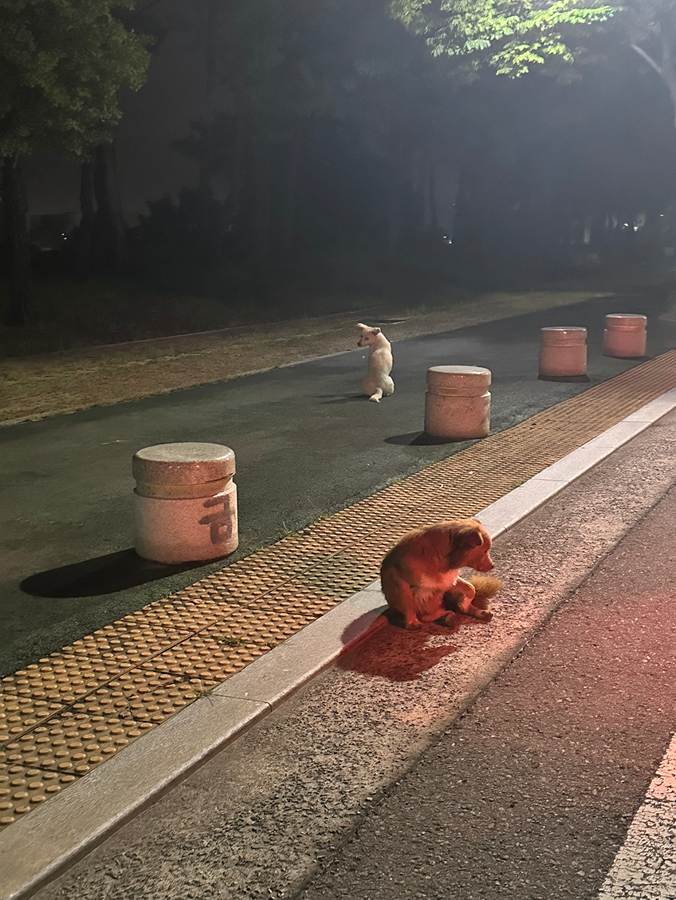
(93, 143, 129, 272)
(632, 32, 676, 127)
(663, 69, 676, 128)
(76, 159, 96, 279)
(386, 137, 406, 259)
(451, 162, 483, 272)
(1, 157, 33, 327)
(281, 122, 303, 258)
(249, 128, 272, 270)
(196, 161, 213, 252)
(409, 151, 426, 245)
(660, 28, 676, 127)
(428, 162, 439, 234)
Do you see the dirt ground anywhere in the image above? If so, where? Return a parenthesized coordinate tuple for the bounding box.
(0, 290, 604, 424)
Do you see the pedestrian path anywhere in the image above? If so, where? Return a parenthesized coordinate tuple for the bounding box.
(289, 447, 676, 900)
(2, 350, 676, 840)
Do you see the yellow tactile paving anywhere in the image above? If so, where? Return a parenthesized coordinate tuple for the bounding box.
(0, 763, 76, 826)
(0, 711, 153, 776)
(1, 350, 676, 830)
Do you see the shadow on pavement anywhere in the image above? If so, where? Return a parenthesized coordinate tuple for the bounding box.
(537, 374, 592, 383)
(385, 431, 463, 446)
(20, 549, 201, 598)
(318, 393, 369, 404)
(338, 619, 460, 681)
(337, 604, 493, 681)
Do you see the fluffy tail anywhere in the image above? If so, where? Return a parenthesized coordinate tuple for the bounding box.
(369, 388, 384, 403)
(469, 574, 503, 610)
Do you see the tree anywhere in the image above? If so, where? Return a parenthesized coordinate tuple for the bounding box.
(0, 0, 150, 326)
(169, 0, 455, 271)
(622, 1, 676, 125)
(390, 0, 616, 77)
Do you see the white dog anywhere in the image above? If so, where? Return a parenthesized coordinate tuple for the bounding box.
(357, 323, 394, 402)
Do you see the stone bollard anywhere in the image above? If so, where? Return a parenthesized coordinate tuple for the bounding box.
(424, 365, 491, 440)
(133, 442, 238, 564)
(603, 314, 647, 358)
(539, 327, 587, 378)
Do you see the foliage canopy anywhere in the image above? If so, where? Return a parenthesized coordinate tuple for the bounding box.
(0, 0, 150, 160)
(390, 0, 616, 77)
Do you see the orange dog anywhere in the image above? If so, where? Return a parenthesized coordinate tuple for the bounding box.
(380, 519, 500, 629)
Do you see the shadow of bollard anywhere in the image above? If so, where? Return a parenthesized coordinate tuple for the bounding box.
(20, 549, 200, 599)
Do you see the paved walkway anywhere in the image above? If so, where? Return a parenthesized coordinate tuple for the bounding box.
(298, 438, 676, 900)
(1, 296, 676, 898)
(7, 402, 675, 900)
(0, 352, 674, 827)
(4, 291, 676, 678)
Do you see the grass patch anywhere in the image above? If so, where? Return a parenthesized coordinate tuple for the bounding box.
(0, 271, 383, 359)
(0, 285, 614, 424)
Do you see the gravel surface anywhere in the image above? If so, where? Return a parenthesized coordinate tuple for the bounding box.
(30, 410, 676, 900)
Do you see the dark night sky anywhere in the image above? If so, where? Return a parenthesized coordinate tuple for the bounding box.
(26, 0, 206, 223)
(21, 3, 676, 233)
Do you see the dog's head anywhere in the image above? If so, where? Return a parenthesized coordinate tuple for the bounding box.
(444, 519, 494, 572)
(357, 323, 381, 348)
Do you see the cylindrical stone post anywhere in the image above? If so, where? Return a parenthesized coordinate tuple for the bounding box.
(133, 442, 238, 564)
(603, 314, 647, 358)
(424, 365, 491, 440)
(539, 327, 587, 378)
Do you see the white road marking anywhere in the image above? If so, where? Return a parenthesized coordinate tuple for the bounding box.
(597, 732, 676, 899)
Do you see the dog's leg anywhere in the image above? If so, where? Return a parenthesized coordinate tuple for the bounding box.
(382, 573, 422, 629)
(418, 593, 448, 624)
(369, 388, 384, 403)
(443, 579, 493, 623)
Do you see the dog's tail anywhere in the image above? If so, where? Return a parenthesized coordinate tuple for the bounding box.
(469, 574, 503, 610)
(369, 388, 384, 403)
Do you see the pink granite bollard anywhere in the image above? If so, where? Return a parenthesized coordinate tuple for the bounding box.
(539, 327, 587, 378)
(133, 442, 238, 564)
(603, 314, 647, 358)
(424, 365, 491, 440)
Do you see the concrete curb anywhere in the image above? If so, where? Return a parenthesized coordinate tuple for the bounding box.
(2, 387, 676, 900)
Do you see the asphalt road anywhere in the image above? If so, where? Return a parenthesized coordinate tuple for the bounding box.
(29, 407, 676, 900)
(1, 291, 675, 676)
(297, 446, 676, 900)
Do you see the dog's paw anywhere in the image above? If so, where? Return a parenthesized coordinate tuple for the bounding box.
(439, 612, 462, 632)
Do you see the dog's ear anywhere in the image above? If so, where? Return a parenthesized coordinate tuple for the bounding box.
(457, 526, 483, 549)
(372, 327, 381, 335)
(447, 524, 483, 565)
(357, 323, 368, 331)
